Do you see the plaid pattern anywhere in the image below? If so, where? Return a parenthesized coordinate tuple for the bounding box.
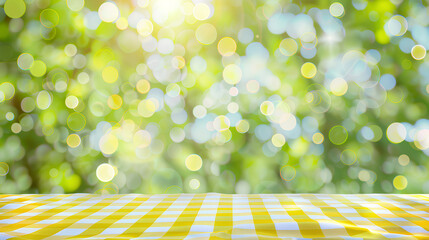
(0, 194, 428, 239)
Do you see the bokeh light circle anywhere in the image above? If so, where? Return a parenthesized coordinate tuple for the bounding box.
(96, 163, 116, 182)
(30, 60, 47, 77)
(107, 94, 123, 110)
(329, 2, 344, 18)
(301, 62, 317, 79)
(398, 154, 410, 166)
(393, 175, 407, 190)
(65, 96, 79, 109)
(329, 125, 348, 145)
(223, 64, 242, 85)
(312, 133, 324, 144)
(193, 3, 211, 21)
(0, 82, 15, 100)
(102, 66, 119, 83)
(279, 38, 298, 56)
(17, 53, 34, 70)
(67, 0, 84, 11)
(196, 23, 217, 45)
(133, 130, 152, 148)
(280, 165, 296, 181)
(99, 134, 118, 155)
(236, 120, 250, 133)
(272, 133, 286, 148)
(387, 15, 408, 36)
(98, 2, 119, 23)
(67, 112, 86, 131)
(40, 9, 60, 28)
(137, 19, 153, 37)
(218, 37, 237, 57)
(260, 101, 274, 116)
(4, 0, 26, 19)
(213, 115, 230, 132)
(185, 154, 202, 171)
(136, 79, 151, 94)
(67, 134, 81, 148)
(0, 162, 9, 176)
(340, 149, 357, 165)
(386, 122, 406, 144)
(411, 45, 426, 60)
(330, 78, 348, 96)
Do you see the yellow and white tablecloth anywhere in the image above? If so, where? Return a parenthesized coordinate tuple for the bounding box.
(0, 194, 428, 239)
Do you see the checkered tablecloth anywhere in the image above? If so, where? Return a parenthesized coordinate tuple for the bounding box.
(0, 194, 428, 239)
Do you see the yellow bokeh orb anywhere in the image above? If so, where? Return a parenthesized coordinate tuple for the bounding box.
(217, 37, 237, 57)
(195, 23, 217, 45)
(67, 134, 81, 148)
(11, 123, 22, 134)
(116, 17, 128, 30)
(193, 3, 210, 20)
(411, 45, 426, 60)
(398, 154, 410, 166)
(236, 120, 250, 133)
(137, 19, 153, 37)
(393, 175, 407, 190)
(213, 115, 230, 132)
(329, 2, 344, 18)
(172, 56, 186, 69)
(138, 99, 157, 118)
(4, 0, 26, 19)
(67, 0, 84, 12)
(386, 122, 406, 144)
(17, 53, 34, 70)
(102, 66, 119, 83)
(0, 162, 9, 176)
(223, 64, 242, 85)
(260, 101, 274, 116)
(301, 62, 317, 79)
(65, 95, 79, 109)
(312, 132, 324, 144)
(272, 133, 286, 147)
(185, 154, 202, 171)
(136, 79, 151, 94)
(280, 165, 296, 181)
(40, 9, 60, 28)
(0, 82, 15, 100)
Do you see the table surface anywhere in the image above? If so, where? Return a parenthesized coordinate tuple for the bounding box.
(0, 193, 428, 239)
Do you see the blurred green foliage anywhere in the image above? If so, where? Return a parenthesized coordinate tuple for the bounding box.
(0, 0, 428, 194)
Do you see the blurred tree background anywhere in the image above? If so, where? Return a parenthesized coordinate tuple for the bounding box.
(0, 0, 428, 194)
